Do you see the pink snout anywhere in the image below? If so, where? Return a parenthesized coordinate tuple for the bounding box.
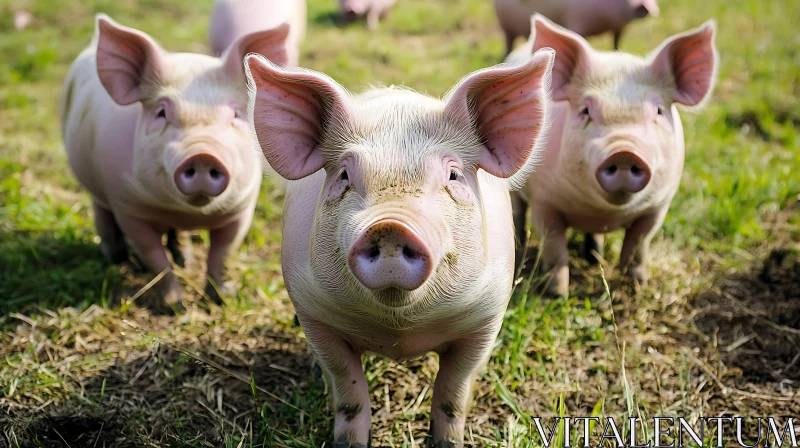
(595, 150, 652, 194)
(173, 154, 229, 198)
(348, 220, 434, 291)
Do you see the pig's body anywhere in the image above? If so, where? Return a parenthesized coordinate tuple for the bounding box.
(246, 51, 554, 447)
(61, 16, 293, 310)
(494, 0, 659, 55)
(209, 0, 306, 61)
(510, 16, 717, 296)
(338, 0, 396, 30)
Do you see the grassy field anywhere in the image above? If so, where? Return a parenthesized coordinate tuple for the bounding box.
(1, 0, 799, 446)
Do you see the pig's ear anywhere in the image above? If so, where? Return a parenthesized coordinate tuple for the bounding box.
(649, 20, 718, 107)
(95, 14, 165, 106)
(245, 54, 350, 180)
(530, 14, 591, 102)
(444, 48, 554, 179)
(223, 23, 291, 79)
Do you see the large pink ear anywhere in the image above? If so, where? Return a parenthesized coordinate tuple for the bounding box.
(649, 20, 718, 106)
(95, 14, 164, 106)
(444, 48, 554, 179)
(245, 54, 350, 180)
(529, 14, 591, 102)
(223, 23, 291, 79)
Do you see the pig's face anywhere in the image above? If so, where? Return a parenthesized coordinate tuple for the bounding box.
(95, 17, 292, 214)
(246, 50, 554, 311)
(530, 15, 717, 208)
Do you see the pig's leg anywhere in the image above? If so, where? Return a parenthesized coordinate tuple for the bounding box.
(619, 211, 666, 286)
(532, 204, 569, 296)
(166, 228, 192, 268)
(613, 30, 622, 50)
(301, 316, 371, 447)
(366, 8, 380, 30)
(116, 215, 183, 309)
(93, 202, 128, 264)
(205, 214, 251, 303)
(582, 233, 604, 265)
(430, 336, 495, 447)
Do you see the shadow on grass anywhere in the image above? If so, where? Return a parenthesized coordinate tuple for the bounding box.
(0, 233, 124, 316)
(692, 248, 800, 382)
(1, 331, 327, 448)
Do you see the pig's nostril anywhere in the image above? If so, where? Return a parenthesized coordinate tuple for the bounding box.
(367, 246, 380, 259)
(185, 168, 196, 177)
(631, 165, 641, 175)
(210, 169, 220, 179)
(606, 165, 618, 175)
(402, 245, 417, 260)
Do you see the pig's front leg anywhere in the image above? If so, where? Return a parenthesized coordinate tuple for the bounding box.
(93, 202, 128, 264)
(531, 204, 569, 296)
(366, 7, 380, 30)
(430, 334, 496, 447)
(301, 316, 371, 447)
(116, 214, 183, 311)
(618, 210, 666, 286)
(205, 213, 252, 303)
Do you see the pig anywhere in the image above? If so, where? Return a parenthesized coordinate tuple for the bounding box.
(494, 0, 660, 56)
(60, 14, 293, 311)
(209, 0, 307, 63)
(338, 0, 396, 30)
(509, 15, 718, 296)
(245, 48, 555, 446)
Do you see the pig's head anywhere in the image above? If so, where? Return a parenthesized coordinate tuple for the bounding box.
(246, 50, 554, 311)
(531, 15, 717, 207)
(94, 15, 291, 214)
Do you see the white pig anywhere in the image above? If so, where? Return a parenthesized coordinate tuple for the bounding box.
(494, 0, 660, 55)
(510, 15, 718, 296)
(60, 15, 292, 311)
(209, 0, 307, 63)
(245, 49, 555, 446)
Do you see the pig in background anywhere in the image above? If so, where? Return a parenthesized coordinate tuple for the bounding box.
(209, 0, 306, 64)
(494, 0, 660, 55)
(60, 14, 293, 312)
(338, 0, 396, 30)
(509, 15, 718, 297)
(245, 49, 555, 446)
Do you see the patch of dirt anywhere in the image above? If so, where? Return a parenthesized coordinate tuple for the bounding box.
(694, 248, 800, 381)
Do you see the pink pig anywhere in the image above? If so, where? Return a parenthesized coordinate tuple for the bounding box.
(209, 0, 306, 63)
(60, 15, 293, 311)
(338, 0, 396, 30)
(494, 0, 660, 55)
(245, 49, 555, 446)
(510, 15, 718, 296)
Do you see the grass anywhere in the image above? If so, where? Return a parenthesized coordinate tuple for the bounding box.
(1, 0, 799, 446)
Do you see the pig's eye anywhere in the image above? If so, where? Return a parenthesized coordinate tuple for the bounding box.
(580, 107, 590, 117)
(155, 107, 166, 119)
(341, 170, 349, 181)
(449, 168, 462, 181)
(657, 106, 665, 116)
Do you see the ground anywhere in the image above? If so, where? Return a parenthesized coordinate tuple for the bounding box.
(1, 0, 799, 447)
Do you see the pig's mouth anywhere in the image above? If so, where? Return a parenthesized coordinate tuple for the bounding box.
(603, 191, 636, 206)
(187, 194, 212, 207)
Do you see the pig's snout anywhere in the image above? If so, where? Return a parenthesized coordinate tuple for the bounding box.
(595, 150, 651, 194)
(348, 220, 434, 292)
(173, 154, 230, 199)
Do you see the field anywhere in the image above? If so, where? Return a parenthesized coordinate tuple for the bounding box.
(1, 0, 799, 446)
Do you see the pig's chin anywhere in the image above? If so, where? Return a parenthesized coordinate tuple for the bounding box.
(368, 287, 421, 308)
(600, 191, 638, 206)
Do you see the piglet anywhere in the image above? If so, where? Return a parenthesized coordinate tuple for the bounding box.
(245, 49, 555, 446)
(209, 0, 306, 63)
(60, 15, 293, 311)
(494, 0, 659, 55)
(338, 0, 396, 30)
(510, 15, 717, 296)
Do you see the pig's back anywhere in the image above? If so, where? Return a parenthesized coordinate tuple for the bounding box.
(209, 0, 306, 62)
(494, 0, 566, 40)
(60, 45, 137, 208)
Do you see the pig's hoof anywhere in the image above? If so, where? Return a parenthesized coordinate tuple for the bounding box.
(543, 265, 569, 297)
(430, 440, 461, 448)
(204, 280, 236, 305)
(158, 285, 185, 314)
(625, 265, 649, 287)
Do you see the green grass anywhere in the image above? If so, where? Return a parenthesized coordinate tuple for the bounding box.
(1, 0, 799, 446)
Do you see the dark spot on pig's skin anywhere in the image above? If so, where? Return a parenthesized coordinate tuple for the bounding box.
(352, 380, 356, 384)
(440, 403, 458, 419)
(337, 402, 362, 421)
